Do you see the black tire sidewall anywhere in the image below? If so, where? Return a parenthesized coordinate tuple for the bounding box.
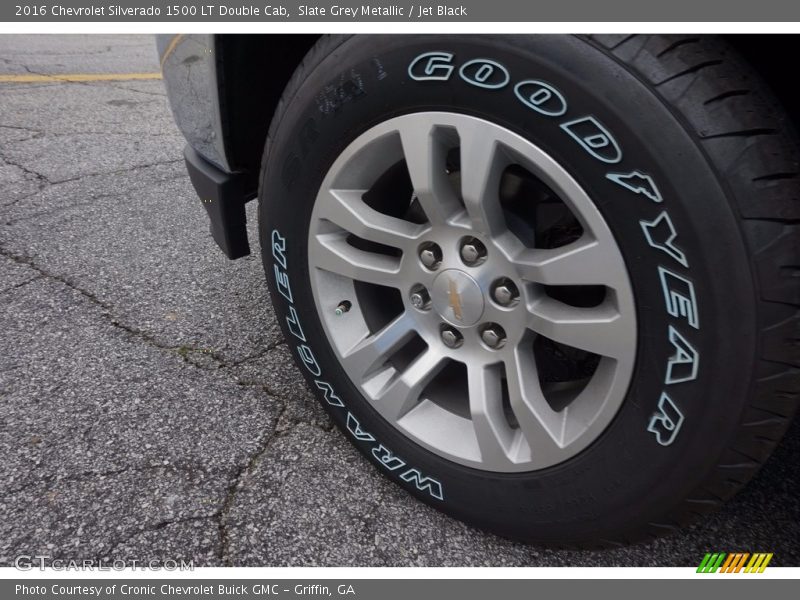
(259, 35, 757, 543)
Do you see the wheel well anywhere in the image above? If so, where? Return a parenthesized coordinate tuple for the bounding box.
(215, 34, 321, 196)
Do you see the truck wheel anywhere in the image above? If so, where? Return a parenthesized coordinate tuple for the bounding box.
(258, 34, 799, 545)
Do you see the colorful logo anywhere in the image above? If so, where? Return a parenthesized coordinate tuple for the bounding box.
(697, 553, 773, 573)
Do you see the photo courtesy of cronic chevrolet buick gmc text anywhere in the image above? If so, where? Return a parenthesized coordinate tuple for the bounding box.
(158, 34, 799, 546)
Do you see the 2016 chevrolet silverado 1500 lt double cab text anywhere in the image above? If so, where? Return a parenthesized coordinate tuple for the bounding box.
(158, 34, 799, 546)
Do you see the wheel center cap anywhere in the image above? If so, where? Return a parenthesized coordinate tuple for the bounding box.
(432, 269, 484, 327)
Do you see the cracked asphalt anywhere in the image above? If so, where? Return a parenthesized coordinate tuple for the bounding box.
(1, 34, 798, 567)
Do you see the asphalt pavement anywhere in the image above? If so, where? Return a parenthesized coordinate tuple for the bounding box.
(0, 34, 798, 567)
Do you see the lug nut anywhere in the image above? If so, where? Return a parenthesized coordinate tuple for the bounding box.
(418, 243, 442, 271)
(440, 326, 464, 349)
(459, 237, 487, 267)
(480, 323, 506, 350)
(492, 278, 519, 307)
(409, 286, 430, 310)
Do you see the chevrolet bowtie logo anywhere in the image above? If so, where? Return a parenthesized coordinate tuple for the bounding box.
(447, 278, 463, 322)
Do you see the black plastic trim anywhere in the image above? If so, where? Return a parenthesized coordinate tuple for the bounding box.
(184, 145, 251, 259)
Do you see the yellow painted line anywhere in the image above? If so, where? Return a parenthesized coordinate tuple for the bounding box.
(159, 34, 184, 69)
(0, 73, 162, 83)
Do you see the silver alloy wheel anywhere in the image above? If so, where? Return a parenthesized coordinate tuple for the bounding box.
(308, 112, 636, 472)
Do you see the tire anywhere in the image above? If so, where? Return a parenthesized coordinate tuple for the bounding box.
(258, 34, 800, 546)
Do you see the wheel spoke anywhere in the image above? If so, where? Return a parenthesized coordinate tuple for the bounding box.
(505, 348, 566, 459)
(317, 189, 426, 250)
(374, 348, 447, 422)
(399, 122, 462, 225)
(341, 312, 416, 382)
(458, 128, 508, 236)
(515, 238, 623, 287)
(527, 297, 629, 359)
(468, 363, 514, 467)
(310, 232, 402, 288)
